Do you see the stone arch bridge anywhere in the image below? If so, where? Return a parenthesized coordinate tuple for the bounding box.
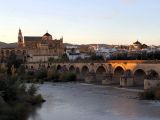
(26, 60, 160, 87)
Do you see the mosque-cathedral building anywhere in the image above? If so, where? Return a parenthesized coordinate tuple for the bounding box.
(0, 29, 64, 62)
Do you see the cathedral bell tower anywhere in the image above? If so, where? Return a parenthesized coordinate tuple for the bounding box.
(18, 28, 24, 48)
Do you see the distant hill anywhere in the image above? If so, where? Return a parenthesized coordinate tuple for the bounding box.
(0, 42, 110, 49)
(64, 43, 110, 47)
(64, 43, 74, 47)
(0, 42, 17, 48)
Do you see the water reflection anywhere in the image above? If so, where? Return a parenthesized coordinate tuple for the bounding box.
(28, 83, 160, 120)
(27, 104, 43, 120)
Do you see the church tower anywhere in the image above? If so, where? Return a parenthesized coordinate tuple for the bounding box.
(18, 28, 24, 48)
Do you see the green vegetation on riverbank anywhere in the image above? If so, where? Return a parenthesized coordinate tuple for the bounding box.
(0, 58, 76, 120)
(0, 52, 76, 120)
(0, 76, 45, 120)
(23, 68, 77, 83)
(0, 52, 45, 120)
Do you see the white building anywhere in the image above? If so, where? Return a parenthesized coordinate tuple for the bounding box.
(96, 47, 118, 60)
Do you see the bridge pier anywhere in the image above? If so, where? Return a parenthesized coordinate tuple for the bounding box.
(120, 70, 135, 87)
(85, 72, 96, 83)
(120, 77, 134, 87)
(76, 73, 85, 82)
(101, 73, 116, 85)
(95, 74, 107, 84)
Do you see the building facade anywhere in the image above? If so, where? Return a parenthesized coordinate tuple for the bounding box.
(0, 29, 64, 63)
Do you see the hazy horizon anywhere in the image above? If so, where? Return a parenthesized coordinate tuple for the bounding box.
(0, 0, 160, 45)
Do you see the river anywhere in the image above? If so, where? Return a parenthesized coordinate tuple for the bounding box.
(28, 82, 160, 120)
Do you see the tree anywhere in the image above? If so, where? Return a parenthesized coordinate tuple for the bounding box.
(61, 53, 69, 61)
(48, 57, 55, 63)
(6, 52, 23, 75)
(146, 70, 159, 80)
(90, 54, 104, 61)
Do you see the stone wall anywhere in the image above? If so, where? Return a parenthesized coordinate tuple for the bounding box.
(144, 79, 160, 90)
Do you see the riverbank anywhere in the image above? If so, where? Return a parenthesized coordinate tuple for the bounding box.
(80, 83, 144, 93)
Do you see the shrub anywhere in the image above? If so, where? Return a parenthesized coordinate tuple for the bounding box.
(22, 70, 35, 81)
(146, 70, 159, 80)
(35, 68, 47, 80)
(0, 96, 6, 105)
(0, 75, 45, 120)
(0, 73, 6, 81)
(0, 102, 31, 120)
(90, 54, 104, 61)
(17, 65, 25, 76)
(34, 94, 45, 103)
(48, 72, 60, 82)
(0, 68, 7, 74)
(27, 84, 38, 96)
(60, 72, 77, 82)
(27, 70, 35, 76)
(26, 94, 45, 105)
(0, 78, 21, 102)
(11, 103, 31, 120)
(21, 70, 35, 81)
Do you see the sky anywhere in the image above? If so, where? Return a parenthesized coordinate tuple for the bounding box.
(0, 0, 160, 45)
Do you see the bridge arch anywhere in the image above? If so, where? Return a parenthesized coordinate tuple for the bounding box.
(31, 65, 34, 69)
(62, 65, 68, 72)
(114, 66, 125, 76)
(95, 65, 108, 82)
(96, 66, 107, 74)
(76, 67, 80, 74)
(113, 63, 126, 73)
(69, 65, 76, 73)
(134, 69, 146, 86)
(81, 65, 89, 75)
(113, 66, 125, 82)
(25, 65, 28, 69)
(56, 65, 62, 72)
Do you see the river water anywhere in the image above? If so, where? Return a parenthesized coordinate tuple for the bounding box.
(28, 83, 160, 120)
